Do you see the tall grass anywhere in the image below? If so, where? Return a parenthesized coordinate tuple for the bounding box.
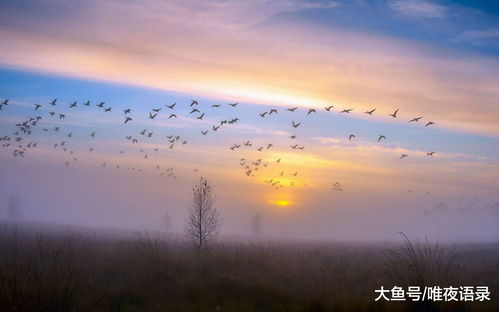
(384, 232, 459, 287)
(0, 225, 85, 312)
(0, 225, 497, 312)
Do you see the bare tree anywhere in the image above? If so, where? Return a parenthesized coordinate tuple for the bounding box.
(251, 212, 262, 237)
(6, 195, 21, 222)
(186, 177, 222, 254)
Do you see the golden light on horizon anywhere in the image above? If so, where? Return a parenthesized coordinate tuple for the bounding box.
(268, 199, 293, 208)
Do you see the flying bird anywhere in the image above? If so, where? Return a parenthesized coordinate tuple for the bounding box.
(49, 99, 57, 105)
(325, 106, 334, 111)
(269, 109, 278, 115)
(365, 108, 376, 115)
(287, 107, 298, 112)
(228, 102, 238, 107)
(378, 135, 386, 142)
(400, 154, 408, 159)
(211, 104, 221, 108)
(189, 108, 200, 114)
(307, 109, 316, 115)
(427, 152, 435, 156)
(69, 101, 77, 108)
(169, 114, 177, 119)
(349, 134, 355, 141)
(425, 121, 435, 127)
(197, 113, 205, 120)
(104, 107, 112, 112)
(84, 101, 90, 106)
(123, 109, 131, 114)
(340, 109, 353, 113)
(97, 102, 105, 108)
(166, 103, 176, 109)
(259, 112, 268, 118)
(149, 112, 158, 119)
(201, 130, 208, 135)
(190, 100, 198, 106)
(124, 117, 132, 124)
(292, 121, 301, 128)
(389, 109, 399, 118)
(409, 117, 423, 122)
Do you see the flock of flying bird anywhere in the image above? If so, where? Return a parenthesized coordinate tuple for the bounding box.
(0, 97, 438, 191)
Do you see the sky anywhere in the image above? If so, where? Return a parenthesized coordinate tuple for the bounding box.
(0, 0, 498, 241)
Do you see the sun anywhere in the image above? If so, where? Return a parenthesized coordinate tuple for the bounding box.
(268, 199, 291, 208)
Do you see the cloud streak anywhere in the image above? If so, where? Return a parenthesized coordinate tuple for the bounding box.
(0, 0, 498, 137)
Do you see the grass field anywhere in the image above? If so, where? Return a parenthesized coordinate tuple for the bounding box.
(0, 223, 497, 312)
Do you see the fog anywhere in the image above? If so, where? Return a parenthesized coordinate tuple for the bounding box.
(2, 155, 497, 242)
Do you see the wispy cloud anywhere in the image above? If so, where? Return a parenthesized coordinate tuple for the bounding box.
(389, 0, 447, 18)
(1, 0, 498, 136)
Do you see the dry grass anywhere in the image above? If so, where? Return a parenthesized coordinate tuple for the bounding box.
(0, 225, 497, 312)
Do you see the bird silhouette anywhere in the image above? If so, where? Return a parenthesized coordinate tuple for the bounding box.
(104, 107, 112, 112)
(389, 109, 399, 118)
(307, 109, 316, 115)
(349, 134, 355, 141)
(84, 101, 90, 106)
(124, 117, 132, 124)
(269, 109, 278, 115)
(211, 104, 221, 108)
(292, 121, 301, 128)
(152, 108, 162, 113)
(70, 101, 77, 108)
(365, 108, 376, 115)
(340, 109, 353, 113)
(259, 112, 268, 118)
(97, 102, 105, 108)
(287, 107, 298, 112)
(325, 106, 334, 111)
(169, 114, 177, 119)
(149, 112, 158, 119)
(49, 99, 57, 105)
(212, 125, 220, 131)
(90, 131, 96, 137)
(190, 100, 199, 107)
(427, 152, 435, 156)
(201, 130, 208, 135)
(228, 102, 238, 107)
(34, 104, 42, 110)
(197, 113, 205, 120)
(400, 154, 408, 159)
(123, 109, 131, 114)
(409, 117, 422, 122)
(189, 108, 200, 114)
(166, 103, 176, 109)
(378, 135, 386, 142)
(425, 121, 435, 127)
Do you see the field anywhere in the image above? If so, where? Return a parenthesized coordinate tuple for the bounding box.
(0, 223, 497, 312)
